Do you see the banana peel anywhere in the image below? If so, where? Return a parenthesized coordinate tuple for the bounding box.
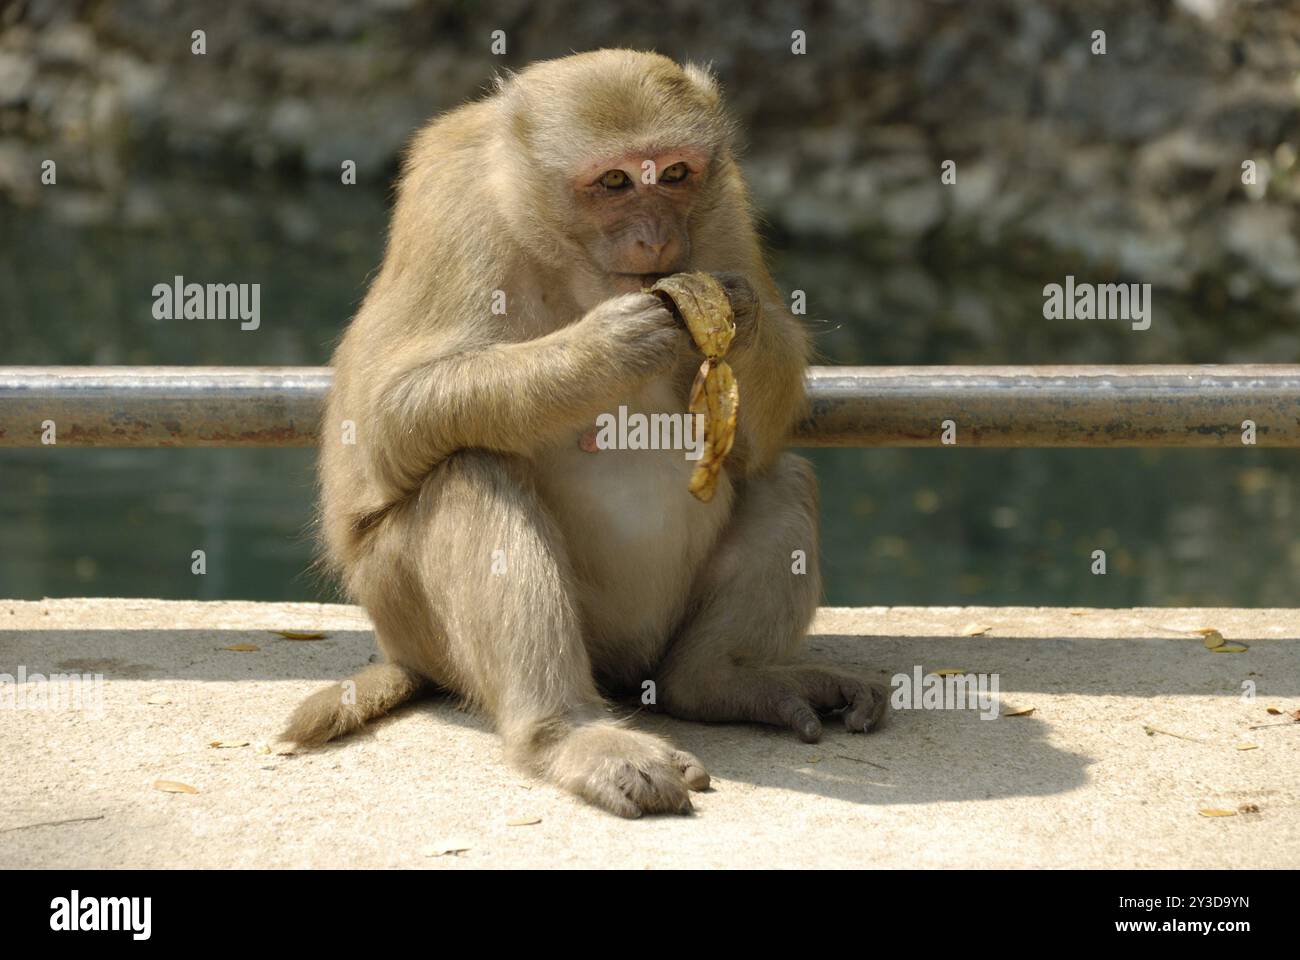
(649, 272, 740, 502)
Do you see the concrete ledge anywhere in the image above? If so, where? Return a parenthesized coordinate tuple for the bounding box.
(2, 600, 1298, 869)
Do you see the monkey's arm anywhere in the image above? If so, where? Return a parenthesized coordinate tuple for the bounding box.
(363, 297, 677, 499)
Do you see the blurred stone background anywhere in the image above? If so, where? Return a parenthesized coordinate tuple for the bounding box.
(4, 0, 1300, 607)
(2, 0, 1300, 303)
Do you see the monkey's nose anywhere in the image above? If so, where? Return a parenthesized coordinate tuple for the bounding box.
(637, 237, 682, 272)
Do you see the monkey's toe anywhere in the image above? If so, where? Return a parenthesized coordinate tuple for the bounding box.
(843, 680, 890, 734)
(609, 759, 694, 816)
(776, 696, 824, 743)
(671, 749, 711, 791)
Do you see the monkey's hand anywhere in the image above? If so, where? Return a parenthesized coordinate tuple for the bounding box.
(709, 272, 760, 345)
(582, 292, 685, 379)
(707, 270, 759, 323)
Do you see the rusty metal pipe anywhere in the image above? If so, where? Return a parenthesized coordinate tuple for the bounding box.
(0, 365, 1297, 448)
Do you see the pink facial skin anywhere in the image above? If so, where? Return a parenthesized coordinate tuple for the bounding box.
(572, 147, 711, 290)
(572, 148, 710, 192)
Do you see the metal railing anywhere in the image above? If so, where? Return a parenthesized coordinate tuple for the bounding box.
(1, 365, 1298, 447)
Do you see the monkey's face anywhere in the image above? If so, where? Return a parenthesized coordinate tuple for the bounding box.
(572, 151, 704, 293)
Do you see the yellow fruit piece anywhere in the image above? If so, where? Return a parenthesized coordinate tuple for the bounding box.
(649, 272, 742, 502)
(650, 272, 736, 358)
(687, 359, 739, 502)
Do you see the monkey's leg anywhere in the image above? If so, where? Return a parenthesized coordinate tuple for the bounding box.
(409, 451, 708, 818)
(657, 453, 889, 742)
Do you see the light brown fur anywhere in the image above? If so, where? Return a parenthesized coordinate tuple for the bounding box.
(283, 50, 887, 817)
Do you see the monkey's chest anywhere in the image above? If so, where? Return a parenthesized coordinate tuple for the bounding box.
(534, 382, 733, 652)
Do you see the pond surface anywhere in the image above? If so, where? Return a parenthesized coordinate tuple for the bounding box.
(2, 178, 1298, 606)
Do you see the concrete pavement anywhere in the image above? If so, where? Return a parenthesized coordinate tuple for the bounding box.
(2, 599, 1298, 868)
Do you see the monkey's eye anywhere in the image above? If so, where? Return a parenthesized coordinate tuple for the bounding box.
(598, 169, 632, 190)
(659, 162, 689, 183)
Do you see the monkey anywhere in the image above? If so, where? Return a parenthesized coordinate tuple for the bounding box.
(283, 49, 888, 818)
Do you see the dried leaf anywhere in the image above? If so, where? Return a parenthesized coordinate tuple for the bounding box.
(152, 780, 198, 795)
(144, 693, 172, 705)
(1210, 642, 1249, 654)
(506, 816, 541, 827)
(420, 842, 471, 858)
(208, 740, 249, 749)
(1197, 808, 1237, 817)
(1266, 707, 1283, 715)
(275, 631, 328, 641)
(933, 668, 967, 677)
(1196, 628, 1226, 649)
(960, 623, 992, 637)
(1003, 705, 1036, 717)
(221, 643, 260, 653)
(1235, 743, 1259, 751)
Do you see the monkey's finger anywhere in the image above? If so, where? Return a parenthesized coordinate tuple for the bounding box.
(671, 749, 711, 791)
(710, 271, 759, 319)
(776, 696, 823, 743)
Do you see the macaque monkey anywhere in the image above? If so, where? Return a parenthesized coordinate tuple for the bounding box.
(284, 49, 887, 817)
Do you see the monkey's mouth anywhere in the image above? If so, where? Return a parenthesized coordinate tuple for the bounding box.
(615, 271, 672, 286)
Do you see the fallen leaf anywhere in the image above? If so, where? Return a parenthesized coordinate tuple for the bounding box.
(1196, 628, 1226, 650)
(152, 780, 198, 795)
(960, 623, 991, 637)
(144, 693, 172, 705)
(1003, 705, 1036, 717)
(420, 842, 471, 858)
(221, 644, 260, 653)
(208, 740, 249, 749)
(506, 817, 541, 827)
(1198, 808, 1237, 817)
(1210, 642, 1249, 654)
(1235, 743, 1259, 751)
(1266, 707, 1283, 715)
(255, 743, 272, 755)
(933, 668, 967, 677)
(275, 631, 328, 641)
(1143, 725, 1203, 743)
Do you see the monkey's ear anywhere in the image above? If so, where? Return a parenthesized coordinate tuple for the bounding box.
(683, 61, 722, 105)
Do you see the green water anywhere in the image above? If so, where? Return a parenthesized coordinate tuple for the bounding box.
(2, 178, 1298, 606)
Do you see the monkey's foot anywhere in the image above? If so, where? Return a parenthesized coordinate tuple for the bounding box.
(757, 666, 889, 742)
(544, 723, 710, 819)
(663, 664, 889, 744)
